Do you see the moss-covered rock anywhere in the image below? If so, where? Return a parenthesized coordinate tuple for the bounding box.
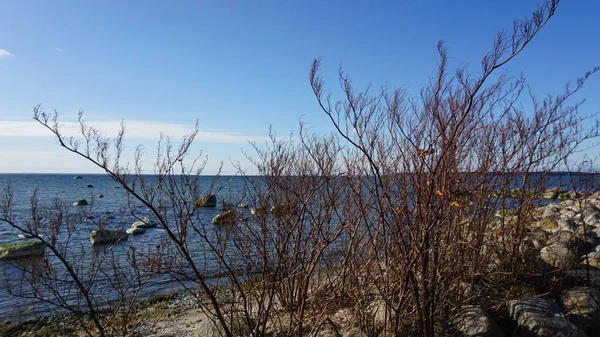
(212, 209, 237, 225)
(90, 229, 128, 245)
(0, 240, 44, 260)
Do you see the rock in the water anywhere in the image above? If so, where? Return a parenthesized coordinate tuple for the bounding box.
(212, 209, 236, 225)
(87, 184, 94, 188)
(560, 287, 600, 334)
(195, 194, 217, 207)
(540, 243, 578, 269)
(271, 204, 298, 218)
(96, 194, 104, 198)
(131, 217, 159, 229)
(90, 229, 128, 245)
(126, 227, 146, 235)
(0, 240, 44, 260)
(17, 233, 43, 239)
(451, 305, 504, 337)
(250, 208, 264, 217)
(507, 298, 587, 337)
(73, 198, 89, 206)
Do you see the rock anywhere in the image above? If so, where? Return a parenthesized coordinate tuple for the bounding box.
(540, 206, 561, 219)
(366, 297, 388, 329)
(73, 198, 89, 206)
(126, 227, 146, 235)
(131, 217, 159, 229)
(584, 212, 600, 227)
(559, 191, 578, 200)
(251, 207, 267, 217)
(546, 231, 594, 255)
(581, 250, 600, 269)
(507, 298, 587, 337)
(0, 240, 44, 260)
(87, 184, 94, 188)
(195, 194, 217, 207)
(562, 209, 580, 219)
(451, 305, 504, 337)
(212, 210, 236, 225)
(581, 205, 600, 217)
(558, 218, 576, 231)
(90, 229, 128, 245)
(540, 190, 559, 199)
(343, 328, 367, 337)
(540, 243, 578, 269)
(532, 218, 560, 233)
(564, 270, 600, 287)
(495, 209, 516, 218)
(547, 231, 578, 246)
(319, 330, 341, 337)
(17, 233, 44, 239)
(330, 308, 354, 330)
(96, 194, 104, 198)
(560, 287, 600, 334)
(575, 226, 598, 240)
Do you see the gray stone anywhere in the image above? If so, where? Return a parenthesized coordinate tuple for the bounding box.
(560, 287, 600, 335)
(558, 218, 576, 231)
(547, 231, 577, 246)
(540, 243, 578, 269)
(451, 305, 504, 337)
(584, 212, 600, 226)
(507, 298, 587, 337)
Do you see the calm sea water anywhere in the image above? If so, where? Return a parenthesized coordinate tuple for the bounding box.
(0, 174, 248, 321)
(0, 172, 598, 321)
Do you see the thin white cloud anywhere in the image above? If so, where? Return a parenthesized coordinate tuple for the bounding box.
(0, 49, 13, 58)
(55, 47, 65, 53)
(0, 119, 269, 144)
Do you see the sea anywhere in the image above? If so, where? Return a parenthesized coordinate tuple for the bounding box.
(0, 172, 599, 322)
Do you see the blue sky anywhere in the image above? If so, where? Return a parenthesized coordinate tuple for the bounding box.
(0, 0, 598, 174)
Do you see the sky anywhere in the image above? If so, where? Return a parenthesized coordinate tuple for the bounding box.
(0, 0, 599, 174)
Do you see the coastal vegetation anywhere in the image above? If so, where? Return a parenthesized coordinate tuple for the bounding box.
(3, 0, 600, 336)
